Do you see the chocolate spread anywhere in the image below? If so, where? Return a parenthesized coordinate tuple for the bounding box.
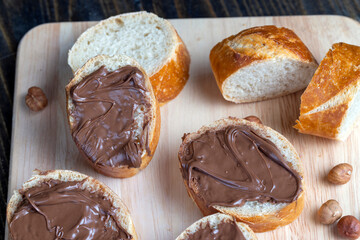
(179, 126, 302, 207)
(69, 66, 151, 169)
(9, 180, 132, 240)
(187, 221, 246, 240)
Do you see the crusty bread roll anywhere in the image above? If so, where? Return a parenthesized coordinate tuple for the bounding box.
(65, 55, 160, 178)
(294, 42, 360, 141)
(209, 25, 318, 103)
(176, 213, 257, 240)
(178, 117, 305, 232)
(7, 170, 137, 239)
(68, 11, 190, 104)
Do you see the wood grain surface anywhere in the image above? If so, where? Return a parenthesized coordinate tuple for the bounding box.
(6, 16, 360, 239)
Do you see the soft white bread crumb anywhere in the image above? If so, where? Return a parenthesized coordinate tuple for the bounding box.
(68, 11, 176, 75)
(68, 11, 190, 104)
(223, 59, 317, 103)
(176, 213, 257, 240)
(210, 25, 318, 103)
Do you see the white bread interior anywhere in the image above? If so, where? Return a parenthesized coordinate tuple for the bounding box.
(176, 213, 257, 240)
(65, 55, 160, 178)
(209, 25, 318, 103)
(7, 170, 138, 239)
(68, 11, 175, 75)
(223, 59, 317, 103)
(68, 11, 190, 104)
(179, 117, 305, 232)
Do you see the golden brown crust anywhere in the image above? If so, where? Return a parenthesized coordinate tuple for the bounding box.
(217, 192, 305, 232)
(151, 33, 190, 105)
(65, 55, 160, 178)
(209, 25, 317, 97)
(178, 117, 305, 233)
(294, 42, 360, 139)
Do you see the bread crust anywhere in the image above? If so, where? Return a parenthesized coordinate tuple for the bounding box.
(65, 55, 160, 178)
(150, 36, 190, 105)
(178, 117, 305, 233)
(6, 170, 138, 239)
(294, 42, 360, 140)
(68, 11, 190, 104)
(209, 25, 317, 103)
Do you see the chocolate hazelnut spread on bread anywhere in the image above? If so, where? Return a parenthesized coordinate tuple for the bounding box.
(69, 66, 151, 170)
(179, 126, 302, 208)
(187, 221, 246, 240)
(9, 180, 132, 239)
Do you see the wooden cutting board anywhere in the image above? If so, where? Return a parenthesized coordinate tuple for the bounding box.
(7, 15, 360, 239)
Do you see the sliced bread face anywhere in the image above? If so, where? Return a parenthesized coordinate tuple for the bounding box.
(294, 42, 360, 141)
(176, 213, 257, 240)
(210, 25, 318, 103)
(178, 117, 305, 232)
(66, 55, 160, 178)
(68, 11, 190, 104)
(7, 170, 137, 240)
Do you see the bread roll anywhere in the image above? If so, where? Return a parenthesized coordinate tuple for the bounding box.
(209, 25, 318, 103)
(294, 42, 360, 141)
(68, 11, 190, 104)
(176, 213, 257, 240)
(7, 170, 137, 239)
(65, 55, 160, 178)
(178, 117, 305, 232)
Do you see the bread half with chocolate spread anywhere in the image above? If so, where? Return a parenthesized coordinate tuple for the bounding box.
(65, 55, 160, 178)
(209, 25, 318, 103)
(178, 117, 305, 232)
(176, 213, 257, 240)
(7, 170, 137, 239)
(294, 42, 360, 141)
(68, 11, 190, 104)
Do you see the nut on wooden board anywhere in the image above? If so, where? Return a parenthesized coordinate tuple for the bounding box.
(327, 163, 353, 185)
(337, 216, 360, 239)
(25, 86, 48, 111)
(317, 199, 342, 225)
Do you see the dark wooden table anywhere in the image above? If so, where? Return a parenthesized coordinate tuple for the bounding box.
(0, 0, 359, 238)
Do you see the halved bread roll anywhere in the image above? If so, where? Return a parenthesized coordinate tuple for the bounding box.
(294, 42, 360, 141)
(209, 25, 318, 103)
(65, 55, 160, 178)
(176, 213, 257, 240)
(68, 11, 190, 104)
(178, 117, 305, 232)
(7, 170, 137, 239)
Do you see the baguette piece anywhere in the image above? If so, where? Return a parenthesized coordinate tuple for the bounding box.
(178, 117, 305, 232)
(68, 11, 190, 104)
(209, 25, 318, 103)
(65, 55, 160, 178)
(7, 170, 137, 239)
(176, 213, 257, 240)
(294, 42, 360, 140)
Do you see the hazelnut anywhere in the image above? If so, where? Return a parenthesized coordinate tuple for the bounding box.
(337, 216, 360, 239)
(327, 163, 353, 185)
(25, 86, 48, 111)
(317, 199, 342, 224)
(244, 116, 262, 124)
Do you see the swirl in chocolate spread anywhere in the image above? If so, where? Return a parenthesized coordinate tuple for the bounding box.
(69, 66, 151, 169)
(187, 221, 246, 240)
(179, 126, 302, 207)
(9, 180, 132, 240)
